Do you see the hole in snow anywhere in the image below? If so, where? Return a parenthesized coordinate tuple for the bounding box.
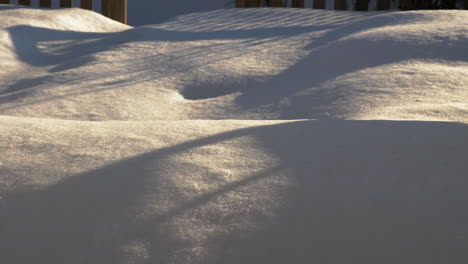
(181, 78, 261, 100)
(181, 84, 241, 100)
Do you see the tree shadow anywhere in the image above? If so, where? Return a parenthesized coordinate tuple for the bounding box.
(204, 120, 468, 263)
(0, 121, 284, 263)
(234, 12, 468, 119)
(1, 10, 371, 108)
(5, 23, 333, 69)
(5, 10, 463, 120)
(1, 23, 329, 108)
(1, 120, 467, 263)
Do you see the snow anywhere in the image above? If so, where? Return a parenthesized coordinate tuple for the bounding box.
(1, 5, 468, 264)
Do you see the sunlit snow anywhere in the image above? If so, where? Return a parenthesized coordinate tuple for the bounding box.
(0, 5, 467, 264)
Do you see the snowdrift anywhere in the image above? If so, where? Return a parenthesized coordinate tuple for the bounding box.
(1, 8, 466, 121)
(1, 117, 467, 264)
(1, 6, 467, 264)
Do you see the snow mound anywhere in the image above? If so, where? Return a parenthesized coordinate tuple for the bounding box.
(0, 6, 129, 77)
(1, 6, 468, 264)
(1, 116, 468, 264)
(0, 6, 129, 32)
(1, 8, 466, 121)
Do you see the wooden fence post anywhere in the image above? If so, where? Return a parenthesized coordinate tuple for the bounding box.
(313, 0, 326, 8)
(19, 0, 31, 5)
(398, 0, 411, 9)
(236, 0, 246, 7)
(335, 0, 347, 9)
(292, 0, 305, 7)
(102, 0, 127, 24)
(39, 0, 51, 7)
(270, 0, 284, 6)
(245, 0, 261, 6)
(377, 0, 390, 9)
(399, 0, 433, 9)
(355, 0, 368, 10)
(81, 0, 92, 10)
(60, 0, 72, 7)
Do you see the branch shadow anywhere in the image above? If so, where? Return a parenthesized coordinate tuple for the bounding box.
(0, 121, 284, 263)
(1, 120, 467, 263)
(0, 23, 330, 108)
(1, 10, 370, 108)
(234, 12, 468, 119)
(204, 120, 468, 263)
(4, 10, 464, 120)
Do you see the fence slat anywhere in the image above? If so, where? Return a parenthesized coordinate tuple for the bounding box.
(235, 0, 246, 7)
(0, 0, 10, 4)
(270, 0, 284, 6)
(313, 0, 325, 8)
(335, 0, 347, 9)
(81, 0, 92, 10)
(19, 0, 31, 5)
(39, 0, 51, 7)
(236, 0, 261, 7)
(60, 0, 71, 7)
(377, 0, 390, 10)
(399, 0, 433, 10)
(355, 0, 368, 10)
(102, 0, 127, 24)
(246, 0, 261, 7)
(292, 0, 305, 7)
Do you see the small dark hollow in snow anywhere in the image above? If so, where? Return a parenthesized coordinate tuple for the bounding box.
(181, 80, 254, 100)
(180, 77, 265, 100)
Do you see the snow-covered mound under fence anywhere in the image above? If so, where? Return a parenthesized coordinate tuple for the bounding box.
(0, 6, 467, 264)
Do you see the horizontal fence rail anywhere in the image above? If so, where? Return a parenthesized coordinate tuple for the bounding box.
(0, 0, 127, 24)
(235, 0, 468, 10)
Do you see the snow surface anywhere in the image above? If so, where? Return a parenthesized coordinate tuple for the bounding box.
(0, 5, 468, 264)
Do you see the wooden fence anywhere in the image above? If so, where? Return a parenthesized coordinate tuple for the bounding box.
(236, 0, 468, 10)
(0, 0, 127, 24)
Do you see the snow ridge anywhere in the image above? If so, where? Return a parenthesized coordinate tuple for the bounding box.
(1, 6, 467, 264)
